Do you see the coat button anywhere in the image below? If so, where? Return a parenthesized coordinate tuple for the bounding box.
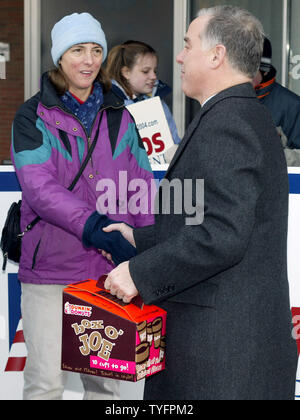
(73, 127, 78, 132)
(89, 174, 94, 179)
(56, 121, 61, 125)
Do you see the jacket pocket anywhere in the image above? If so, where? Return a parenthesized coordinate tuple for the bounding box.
(29, 222, 51, 270)
(167, 282, 218, 308)
(31, 240, 41, 269)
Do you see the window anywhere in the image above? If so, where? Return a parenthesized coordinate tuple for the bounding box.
(187, 0, 284, 125)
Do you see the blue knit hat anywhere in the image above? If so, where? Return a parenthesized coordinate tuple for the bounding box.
(51, 13, 107, 67)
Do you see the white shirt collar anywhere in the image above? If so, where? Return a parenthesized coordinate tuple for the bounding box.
(201, 94, 216, 108)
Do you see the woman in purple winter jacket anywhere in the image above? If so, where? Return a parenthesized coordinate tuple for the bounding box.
(11, 13, 154, 400)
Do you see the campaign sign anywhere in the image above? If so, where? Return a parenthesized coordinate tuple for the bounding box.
(126, 97, 174, 166)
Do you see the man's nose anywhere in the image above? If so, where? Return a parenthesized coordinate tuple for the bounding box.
(176, 50, 184, 64)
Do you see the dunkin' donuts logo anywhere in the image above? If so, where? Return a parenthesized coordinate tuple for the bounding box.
(64, 302, 92, 318)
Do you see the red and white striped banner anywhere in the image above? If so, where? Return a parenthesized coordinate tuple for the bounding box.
(5, 319, 27, 372)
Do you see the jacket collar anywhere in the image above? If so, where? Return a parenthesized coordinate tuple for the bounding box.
(166, 82, 256, 176)
(111, 78, 172, 103)
(201, 82, 256, 113)
(111, 81, 129, 101)
(152, 80, 172, 99)
(255, 77, 276, 100)
(254, 66, 277, 99)
(39, 72, 123, 111)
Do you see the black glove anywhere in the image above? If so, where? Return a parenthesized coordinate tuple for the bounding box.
(82, 211, 137, 265)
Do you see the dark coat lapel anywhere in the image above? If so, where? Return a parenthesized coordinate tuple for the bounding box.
(165, 83, 256, 177)
(165, 107, 204, 177)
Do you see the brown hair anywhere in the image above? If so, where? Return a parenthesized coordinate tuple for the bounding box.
(48, 66, 111, 96)
(106, 41, 158, 98)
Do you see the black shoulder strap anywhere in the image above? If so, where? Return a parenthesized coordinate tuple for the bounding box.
(67, 112, 103, 191)
(106, 107, 123, 155)
(24, 111, 104, 233)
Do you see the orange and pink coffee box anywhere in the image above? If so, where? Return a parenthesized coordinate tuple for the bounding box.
(61, 276, 167, 382)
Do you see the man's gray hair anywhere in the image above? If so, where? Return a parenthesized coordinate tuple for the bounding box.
(197, 5, 264, 79)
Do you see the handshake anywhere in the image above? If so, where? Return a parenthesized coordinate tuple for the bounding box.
(82, 211, 139, 303)
(83, 211, 136, 266)
(101, 222, 136, 263)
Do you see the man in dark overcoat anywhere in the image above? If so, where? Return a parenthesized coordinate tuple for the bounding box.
(103, 5, 298, 400)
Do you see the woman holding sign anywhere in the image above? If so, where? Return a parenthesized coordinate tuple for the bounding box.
(11, 13, 154, 400)
(106, 40, 181, 151)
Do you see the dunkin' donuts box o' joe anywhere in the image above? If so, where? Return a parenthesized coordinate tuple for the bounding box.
(61, 277, 167, 382)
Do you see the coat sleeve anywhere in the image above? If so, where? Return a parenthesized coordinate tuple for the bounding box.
(129, 111, 265, 305)
(11, 103, 94, 240)
(273, 85, 300, 150)
(133, 224, 157, 253)
(282, 103, 300, 150)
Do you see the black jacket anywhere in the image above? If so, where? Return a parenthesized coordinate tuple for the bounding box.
(255, 66, 300, 150)
(129, 83, 298, 400)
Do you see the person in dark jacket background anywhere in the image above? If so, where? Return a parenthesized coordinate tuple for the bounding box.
(253, 37, 300, 166)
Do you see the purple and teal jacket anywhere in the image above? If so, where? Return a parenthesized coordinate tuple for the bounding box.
(11, 73, 154, 285)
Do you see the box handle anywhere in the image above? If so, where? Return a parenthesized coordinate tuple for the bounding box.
(96, 275, 144, 310)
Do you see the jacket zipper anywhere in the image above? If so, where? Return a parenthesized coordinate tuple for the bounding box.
(87, 136, 93, 167)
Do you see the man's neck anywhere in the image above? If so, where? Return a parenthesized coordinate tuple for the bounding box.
(199, 75, 251, 106)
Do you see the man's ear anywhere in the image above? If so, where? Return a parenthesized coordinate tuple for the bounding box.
(210, 44, 226, 69)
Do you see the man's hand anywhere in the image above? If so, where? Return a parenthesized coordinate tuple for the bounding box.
(103, 223, 135, 246)
(104, 261, 138, 303)
(101, 223, 136, 262)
